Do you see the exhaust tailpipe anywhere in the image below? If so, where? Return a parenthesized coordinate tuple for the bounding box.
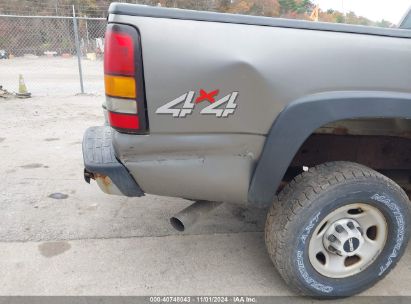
(170, 201, 222, 232)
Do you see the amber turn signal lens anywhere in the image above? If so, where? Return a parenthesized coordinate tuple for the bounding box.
(104, 75, 136, 99)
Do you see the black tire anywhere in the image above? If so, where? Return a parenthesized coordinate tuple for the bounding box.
(265, 161, 411, 297)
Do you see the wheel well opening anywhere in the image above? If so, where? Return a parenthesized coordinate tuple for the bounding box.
(283, 118, 411, 194)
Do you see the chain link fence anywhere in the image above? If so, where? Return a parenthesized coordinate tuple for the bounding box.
(0, 14, 106, 96)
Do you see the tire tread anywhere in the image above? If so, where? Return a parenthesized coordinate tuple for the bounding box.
(265, 161, 409, 296)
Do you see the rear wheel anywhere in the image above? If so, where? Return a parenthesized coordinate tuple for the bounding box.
(265, 161, 410, 297)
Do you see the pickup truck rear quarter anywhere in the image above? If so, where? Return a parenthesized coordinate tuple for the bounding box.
(83, 3, 411, 297)
(106, 4, 411, 206)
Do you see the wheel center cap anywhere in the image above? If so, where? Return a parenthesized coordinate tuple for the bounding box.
(343, 237, 360, 253)
(323, 218, 364, 257)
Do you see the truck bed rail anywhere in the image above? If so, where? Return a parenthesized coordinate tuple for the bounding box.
(109, 3, 411, 39)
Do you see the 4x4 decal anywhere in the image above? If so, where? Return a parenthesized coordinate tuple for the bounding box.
(155, 89, 238, 118)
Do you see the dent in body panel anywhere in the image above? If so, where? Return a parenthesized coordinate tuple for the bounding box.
(125, 155, 253, 204)
(113, 132, 264, 160)
(106, 15, 411, 205)
(113, 131, 265, 204)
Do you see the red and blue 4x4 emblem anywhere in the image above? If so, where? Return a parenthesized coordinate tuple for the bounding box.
(155, 89, 238, 118)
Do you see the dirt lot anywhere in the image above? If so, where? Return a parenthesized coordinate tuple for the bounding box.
(0, 57, 103, 96)
(0, 95, 411, 297)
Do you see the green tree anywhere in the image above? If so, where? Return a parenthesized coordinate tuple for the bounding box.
(295, 0, 312, 14)
(278, 0, 295, 14)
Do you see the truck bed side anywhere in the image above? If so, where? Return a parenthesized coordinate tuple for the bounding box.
(107, 4, 411, 205)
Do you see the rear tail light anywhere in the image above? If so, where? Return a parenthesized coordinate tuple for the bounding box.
(104, 24, 148, 133)
(104, 30, 135, 76)
(104, 75, 136, 99)
(106, 96, 137, 114)
(108, 111, 139, 130)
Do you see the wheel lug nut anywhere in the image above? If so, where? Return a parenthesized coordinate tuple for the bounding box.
(347, 221, 355, 230)
(328, 245, 337, 252)
(328, 245, 342, 256)
(335, 224, 346, 233)
(327, 234, 338, 242)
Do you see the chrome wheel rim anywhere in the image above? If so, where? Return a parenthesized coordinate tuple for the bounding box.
(308, 203, 387, 278)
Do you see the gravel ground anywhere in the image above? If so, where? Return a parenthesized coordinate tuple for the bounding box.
(0, 95, 410, 298)
(0, 57, 103, 96)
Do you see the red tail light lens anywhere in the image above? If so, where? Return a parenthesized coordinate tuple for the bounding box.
(108, 111, 140, 130)
(104, 24, 148, 134)
(104, 30, 134, 76)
